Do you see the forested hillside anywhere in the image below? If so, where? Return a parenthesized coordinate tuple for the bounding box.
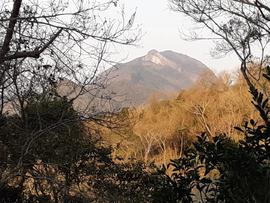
(103, 72, 259, 164)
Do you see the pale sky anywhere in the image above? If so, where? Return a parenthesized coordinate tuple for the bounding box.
(116, 0, 240, 74)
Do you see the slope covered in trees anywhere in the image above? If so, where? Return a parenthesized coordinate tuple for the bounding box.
(103, 72, 259, 164)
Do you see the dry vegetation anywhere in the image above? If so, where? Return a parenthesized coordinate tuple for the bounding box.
(104, 71, 260, 165)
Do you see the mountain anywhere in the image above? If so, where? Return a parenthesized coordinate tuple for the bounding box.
(57, 50, 216, 112)
(100, 49, 216, 107)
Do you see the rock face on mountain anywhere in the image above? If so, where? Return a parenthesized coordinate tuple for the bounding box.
(102, 50, 216, 107)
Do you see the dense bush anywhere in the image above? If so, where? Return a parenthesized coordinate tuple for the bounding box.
(0, 94, 108, 201)
(0, 93, 173, 202)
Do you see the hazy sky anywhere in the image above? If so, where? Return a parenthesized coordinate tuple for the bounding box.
(116, 0, 240, 74)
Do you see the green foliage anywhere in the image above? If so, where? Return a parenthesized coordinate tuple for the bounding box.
(155, 133, 270, 202)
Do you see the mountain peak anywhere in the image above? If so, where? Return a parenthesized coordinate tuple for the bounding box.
(147, 49, 159, 55)
(95, 50, 216, 107)
(143, 49, 178, 68)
